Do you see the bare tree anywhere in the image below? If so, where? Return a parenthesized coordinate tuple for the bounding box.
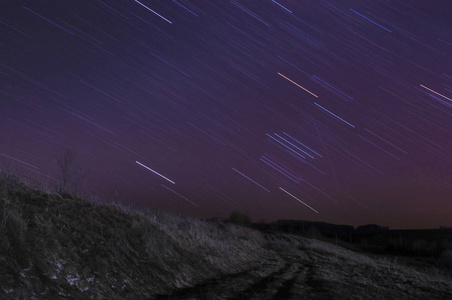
(56, 148, 88, 195)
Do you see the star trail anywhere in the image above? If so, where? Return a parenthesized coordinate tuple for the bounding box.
(1, 0, 451, 229)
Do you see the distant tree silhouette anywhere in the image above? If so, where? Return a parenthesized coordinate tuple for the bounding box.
(226, 210, 252, 227)
(306, 225, 322, 239)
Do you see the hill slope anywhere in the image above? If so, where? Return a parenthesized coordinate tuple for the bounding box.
(0, 173, 451, 299)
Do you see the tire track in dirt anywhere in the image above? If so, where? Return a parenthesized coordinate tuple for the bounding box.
(233, 259, 298, 300)
(152, 234, 330, 300)
(271, 263, 304, 299)
(152, 256, 286, 300)
(154, 234, 407, 300)
(304, 253, 325, 294)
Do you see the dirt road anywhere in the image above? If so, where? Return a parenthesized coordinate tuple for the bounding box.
(153, 235, 452, 300)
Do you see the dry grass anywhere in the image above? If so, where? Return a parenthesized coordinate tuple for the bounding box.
(1, 171, 451, 299)
(302, 236, 452, 294)
(0, 171, 268, 299)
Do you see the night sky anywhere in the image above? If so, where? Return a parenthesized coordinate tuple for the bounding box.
(1, 0, 451, 229)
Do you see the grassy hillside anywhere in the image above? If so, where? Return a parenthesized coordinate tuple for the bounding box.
(0, 172, 267, 299)
(1, 172, 451, 299)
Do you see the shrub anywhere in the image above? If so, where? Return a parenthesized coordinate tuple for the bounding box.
(226, 210, 252, 227)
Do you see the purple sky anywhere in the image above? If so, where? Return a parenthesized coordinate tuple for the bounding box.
(1, 0, 451, 229)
